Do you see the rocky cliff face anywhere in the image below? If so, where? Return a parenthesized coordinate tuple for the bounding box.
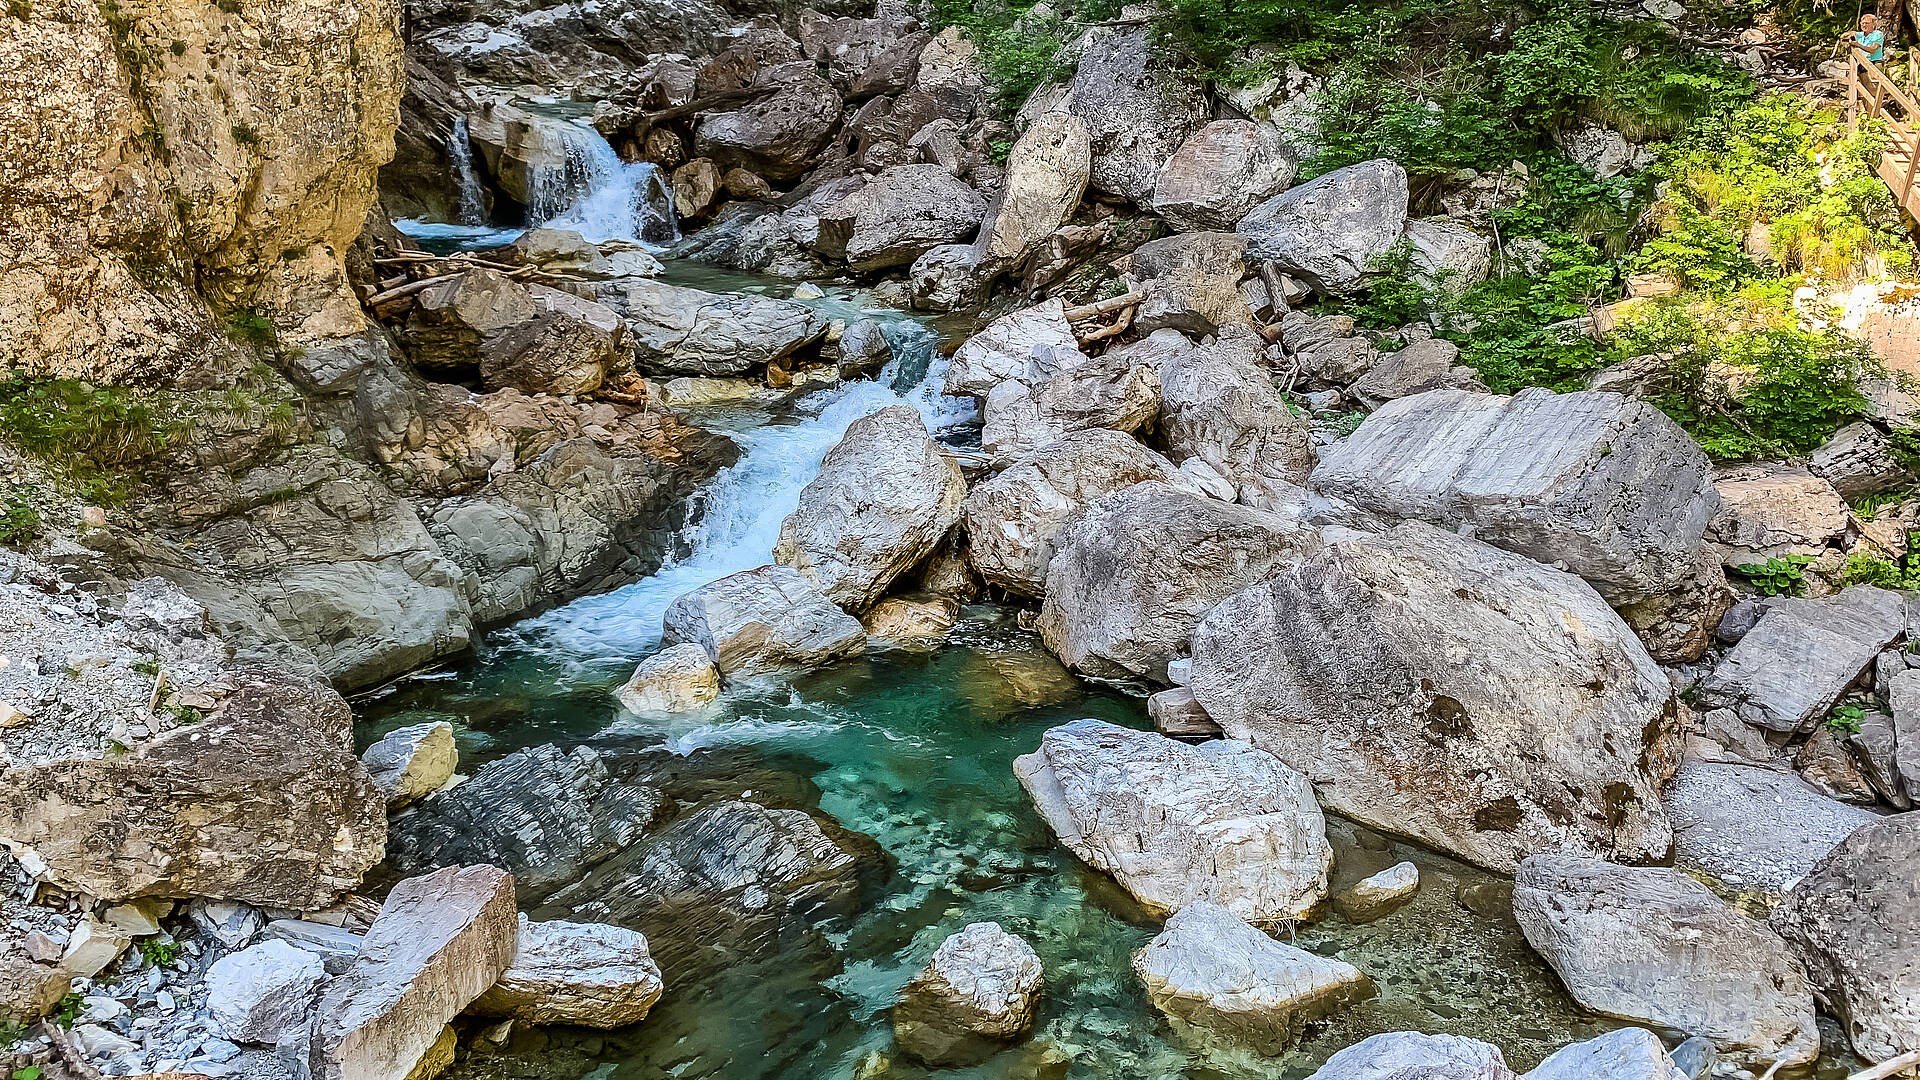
(1, 0, 404, 380)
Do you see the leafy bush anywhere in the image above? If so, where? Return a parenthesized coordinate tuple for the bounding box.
(137, 937, 182, 966)
(224, 308, 278, 347)
(1733, 553, 1815, 595)
(0, 373, 193, 502)
(1826, 702, 1866, 734)
(0, 485, 42, 547)
(929, 0, 1081, 116)
(1842, 551, 1920, 589)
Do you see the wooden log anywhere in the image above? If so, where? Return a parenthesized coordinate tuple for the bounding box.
(1075, 304, 1137, 344)
(366, 273, 456, 308)
(1850, 1050, 1920, 1080)
(1063, 290, 1146, 322)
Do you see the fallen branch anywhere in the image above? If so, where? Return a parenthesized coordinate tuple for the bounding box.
(1852, 1050, 1920, 1080)
(626, 84, 777, 141)
(38, 1021, 103, 1080)
(366, 273, 457, 309)
(1064, 290, 1146, 322)
(1076, 304, 1137, 344)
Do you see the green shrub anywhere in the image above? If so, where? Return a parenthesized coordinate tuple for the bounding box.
(1826, 702, 1866, 734)
(1842, 551, 1920, 589)
(1337, 242, 1432, 328)
(929, 0, 1072, 116)
(0, 372, 193, 501)
(136, 937, 182, 966)
(224, 308, 277, 347)
(1732, 553, 1815, 596)
(0, 485, 42, 547)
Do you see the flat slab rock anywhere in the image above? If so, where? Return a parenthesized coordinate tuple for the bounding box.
(1692, 585, 1906, 733)
(1132, 901, 1372, 1053)
(1512, 855, 1820, 1069)
(1666, 761, 1880, 894)
(1014, 719, 1331, 924)
(1309, 387, 1718, 604)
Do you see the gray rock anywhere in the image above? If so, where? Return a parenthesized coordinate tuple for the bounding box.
(1512, 855, 1819, 1069)
(0, 947, 71, 1027)
(1668, 1037, 1717, 1079)
(1037, 481, 1324, 682)
(1151, 119, 1297, 232)
(1237, 159, 1409, 295)
(1557, 123, 1653, 179)
(1707, 463, 1850, 566)
(833, 164, 986, 272)
(1309, 388, 1718, 605)
(662, 564, 867, 676)
(1847, 707, 1911, 808)
(361, 722, 458, 808)
(1279, 309, 1378, 386)
(1888, 668, 1920, 801)
(1304, 1031, 1516, 1079)
(385, 744, 660, 904)
(1124, 231, 1255, 336)
(1014, 719, 1331, 923)
(264, 920, 366, 976)
(908, 244, 985, 312)
(1147, 686, 1221, 738)
(1158, 323, 1318, 508)
(205, 940, 327, 1046)
(306, 865, 519, 1080)
(693, 69, 842, 180)
(1349, 339, 1486, 408)
(1769, 812, 1920, 1064)
(1693, 586, 1906, 733)
(1056, 24, 1208, 205)
(1522, 1027, 1686, 1080)
(1616, 545, 1736, 664)
(892, 922, 1043, 1066)
(471, 915, 663, 1029)
(605, 278, 827, 376)
(1666, 761, 1880, 894)
(1809, 422, 1907, 498)
(962, 429, 1192, 597)
(614, 643, 720, 713)
(1133, 901, 1370, 1053)
(1403, 218, 1492, 296)
(943, 298, 1084, 398)
(774, 406, 967, 609)
(1189, 523, 1681, 872)
(190, 900, 267, 951)
(1334, 861, 1419, 923)
(980, 350, 1160, 466)
(974, 112, 1092, 274)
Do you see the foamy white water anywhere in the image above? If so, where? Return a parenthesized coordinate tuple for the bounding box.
(531, 122, 679, 246)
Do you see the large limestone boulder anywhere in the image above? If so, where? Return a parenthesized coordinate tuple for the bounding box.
(1158, 324, 1317, 507)
(980, 350, 1160, 465)
(1237, 159, 1409, 294)
(1189, 524, 1682, 872)
(963, 430, 1192, 597)
(1132, 901, 1371, 1053)
(974, 112, 1092, 274)
(0, 947, 70, 1028)
(1123, 231, 1256, 336)
(1512, 855, 1820, 1069)
(0, 673, 384, 908)
(773, 406, 967, 609)
(614, 642, 721, 712)
(1706, 463, 1850, 566)
(206, 939, 328, 1046)
(605, 278, 827, 376)
(1809, 422, 1908, 498)
(1055, 24, 1208, 205)
(1403, 217, 1493, 295)
(1522, 1028, 1688, 1080)
(1151, 120, 1298, 232)
(1305, 1032, 1516, 1080)
(405, 268, 539, 372)
(1038, 482, 1324, 682)
(834, 164, 986, 272)
(476, 284, 629, 396)
(471, 916, 664, 1029)
(306, 865, 519, 1080)
(943, 298, 1084, 398)
(361, 721, 458, 808)
(693, 68, 843, 180)
(1014, 719, 1332, 923)
(1692, 586, 1906, 733)
(892, 923, 1043, 1066)
(1665, 761, 1879, 894)
(1769, 813, 1920, 1064)
(1350, 338, 1486, 408)
(909, 243, 986, 312)
(662, 564, 867, 675)
(1310, 388, 1718, 605)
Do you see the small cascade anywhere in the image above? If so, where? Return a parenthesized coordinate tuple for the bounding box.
(450, 116, 487, 227)
(528, 120, 679, 247)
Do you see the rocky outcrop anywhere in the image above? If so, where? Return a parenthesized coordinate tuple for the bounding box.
(1310, 388, 1718, 604)
(694, 68, 843, 181)
(471, 916, 664, 1029)
(962, 430, 1192, 597)
(1151, 120, 1298, 232)
(1189, 524, 1682, 872)
(1403, 218, 1493, 295)
(980, 350, 1161, 465)
(614, 643, 721, 712)
(307, 865, 519, 1080)
(1665, 761, 1880, 894)
(1305, 1032, 1516, 1080)
(774, 407, 966, 610)
(0, 947, 72, 1028)
(1513, 856, 1820, 1068)
(1038, 482, 1324, 682)
(1054, 24, 1208, 205)
(662, 564, 867, 675)
(0, 672, 384, 908)
(606, 278, 827, 376)
(943, 298, 1084, 398)
(1706, 463, 1851, 566)
(892, 923, 1043, 1066)
(974, 112, 1092, 275)
(1522, 1028, 1687, 1080)
(1158, 324, 1317, 506)
(1693, 586, 1906, 733)
(832, 164, 985, 272)
(1350, 338, 1486, 408)
(362, 722, 458, 808)
(1124, 232, 1255, 336)
(1237, 159, 1409, 294)
(1014, 719, 1332, 923)
(476, 285, 630, 396)
(1132, 901, 1371, 1053)
(1769, 813, 1920, 1064)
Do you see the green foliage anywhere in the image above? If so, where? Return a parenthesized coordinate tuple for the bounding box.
(1732, 553, 1815, 595)
(1337, 242, 1431, 328)
(137, 937, 182, 966)
(1842, 551, 1920, 589)
(7, 0, 31, 19)
(52, 992, 83, 1029)
(13, 1065, 44, 1079)
(1826, 702, 1865, 734)
(929, 0, 1070, 116)
(1850, 489, 1910, 522)
(225, 308, 277, 347)
(0, 372, 194, 503)
(230, 123, 262, 148)
(1, 485, 42, 548)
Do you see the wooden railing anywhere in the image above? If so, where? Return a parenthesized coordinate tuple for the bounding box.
(1846, 45, 1920, 222)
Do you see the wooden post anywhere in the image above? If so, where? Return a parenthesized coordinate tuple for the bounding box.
(1851, 49, 1862, 133)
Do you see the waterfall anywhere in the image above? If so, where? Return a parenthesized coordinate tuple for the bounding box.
(450, 116, 486, 227)
(528, 121, 680, 247)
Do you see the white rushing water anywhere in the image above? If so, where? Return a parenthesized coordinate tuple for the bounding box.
(493, 316, 974, 677)
(450, 116, 487, 227)
(529, 121, 679, 246)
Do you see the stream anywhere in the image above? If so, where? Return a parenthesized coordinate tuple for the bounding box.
(369, 138, 1859, 1080)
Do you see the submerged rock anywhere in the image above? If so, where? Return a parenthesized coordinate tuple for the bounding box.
(662, 564, 867, 676)
(471, 915, 664, 1029)
(774, 406, 967, 610)
(1512, 855, 1820, 1069)
(1189, 523, 1681, 872)
(615, 642, 721, 713)
(1132, 901, 1371, 1053)
(893, 922, 1043, 1066)
(1333, 862, 1420, 923)
(1014, 719, 1332, 923)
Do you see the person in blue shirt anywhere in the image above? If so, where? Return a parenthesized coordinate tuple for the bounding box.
(1849, 14, 1887, 63)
